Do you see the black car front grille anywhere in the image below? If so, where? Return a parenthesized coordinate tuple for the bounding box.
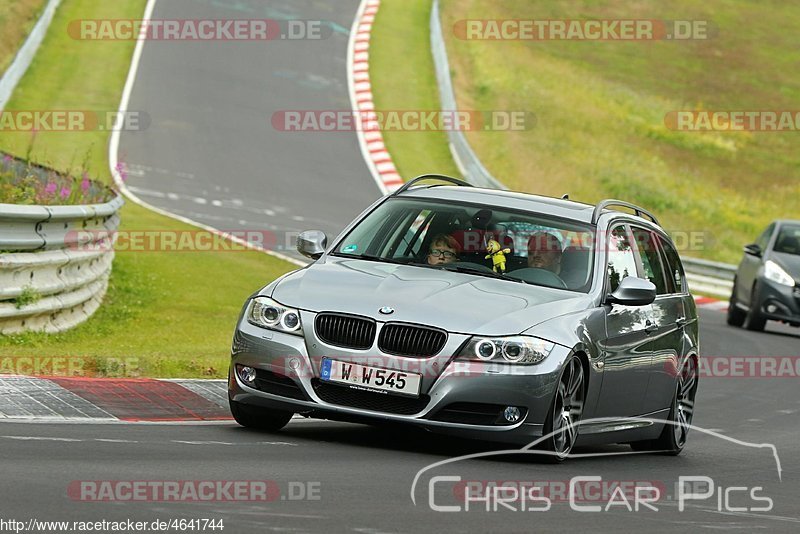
(315, 313, 376, 350)
(311, 379, 430, 415)
(378, 323, 447, 357)
(253, 369, 307, 401)
(430, 402, 526, 426)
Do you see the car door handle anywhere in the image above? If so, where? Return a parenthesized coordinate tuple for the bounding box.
(644, 319, 657, 334)
(676, 316, 688, 328)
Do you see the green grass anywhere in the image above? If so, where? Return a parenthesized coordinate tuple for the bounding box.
(437, 0, 800, 263)
(369, 0, 460, 178)
(0, 0, 297, 377)
(371, 0, 800, 263)
(0, 0, 49, 75)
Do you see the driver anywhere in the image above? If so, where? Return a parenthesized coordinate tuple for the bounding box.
(527, 232, 563, 274)
(427, 234, 460, 265)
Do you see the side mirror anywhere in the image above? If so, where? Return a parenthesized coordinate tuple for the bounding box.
(743, 243, 762, 257)
(606, 277, 657, 306)
(297, 230, 327, 260)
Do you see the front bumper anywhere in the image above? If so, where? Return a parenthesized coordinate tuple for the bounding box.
(758, 279, 800, 326)
(229, 313, 570, 445)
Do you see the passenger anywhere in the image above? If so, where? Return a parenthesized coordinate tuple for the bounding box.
(527, 232, 563, 274)
(427, 234, 460, 265)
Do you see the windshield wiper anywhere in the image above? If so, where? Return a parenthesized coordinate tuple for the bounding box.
(439, 264, 527, 284)
(332, 253, 410, 265)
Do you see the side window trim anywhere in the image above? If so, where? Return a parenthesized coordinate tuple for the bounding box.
(657, 234, 687, 295)
(604, 222, 636, 296)
(630, 225, 670, 296)
(656, 234, 676, 294)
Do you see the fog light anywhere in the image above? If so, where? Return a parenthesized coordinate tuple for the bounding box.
(766, 304, 778, 314)
(503, 406, 522, 423)
(237, 365, 257, 386)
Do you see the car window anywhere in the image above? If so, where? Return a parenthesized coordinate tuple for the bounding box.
(607, 225, 637, 292)
(773, 224, 800, 256)
(333, 197, 596, 292)
(631, 227, 669, 295)
(394, 210, 432, 258)
(658, 236, 686, 294)
(756, 223, 775, 251)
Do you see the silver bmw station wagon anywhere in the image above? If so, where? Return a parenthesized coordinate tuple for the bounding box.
(229, 175, 699, 460)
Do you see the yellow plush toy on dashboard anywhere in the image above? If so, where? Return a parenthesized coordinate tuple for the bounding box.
(485, 239, 511, 273)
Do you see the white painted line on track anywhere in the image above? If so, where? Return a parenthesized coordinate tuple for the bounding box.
(107, 0, 307, 268)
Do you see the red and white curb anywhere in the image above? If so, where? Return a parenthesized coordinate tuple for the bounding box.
(693, 295, 729, 312)
(1, 298, 729, 421)
(348, 0, 403, 195)
(0, 376, 230, 422)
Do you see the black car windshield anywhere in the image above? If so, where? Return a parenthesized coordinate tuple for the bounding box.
(774, 224, 800, 256)
(332, 197, 596, 292)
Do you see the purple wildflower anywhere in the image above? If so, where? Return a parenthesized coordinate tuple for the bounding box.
(44, 182, 57, 195)
(60, 186, 71, 199)
(81, 174, 91, 193)
(115, 161, 128, 182)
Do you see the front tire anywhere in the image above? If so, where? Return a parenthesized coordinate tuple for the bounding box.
(743, 283, 767, 332)
(726, 279, 746, 327)
(540, 355, 585, 462)
(229, 399, 293, 431)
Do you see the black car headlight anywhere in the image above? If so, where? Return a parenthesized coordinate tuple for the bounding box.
(246, 296, 303, 335)
(457, 336, 555, 365)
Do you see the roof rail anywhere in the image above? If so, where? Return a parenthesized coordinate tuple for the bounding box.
(391, 174, 474, 196)
(592, 199, 660, 226)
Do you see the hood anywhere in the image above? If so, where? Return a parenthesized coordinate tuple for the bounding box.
(772, 252, 800, 282)
(269, 258, 593, 336)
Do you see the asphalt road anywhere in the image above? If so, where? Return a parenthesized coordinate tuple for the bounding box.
(63, 0, 800, 531)
(3, 309, 799, 533)
(119, 0, 379, 256)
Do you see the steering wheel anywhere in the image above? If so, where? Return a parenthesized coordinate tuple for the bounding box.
(450, 261, 495, 273)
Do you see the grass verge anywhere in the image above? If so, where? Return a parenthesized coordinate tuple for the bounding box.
(0, 0, 49, 75)
(0, 0, 297, 377)
(438, 0, 800, 263)
(369, 0, 460, 178)
(371, 0, 799, 264)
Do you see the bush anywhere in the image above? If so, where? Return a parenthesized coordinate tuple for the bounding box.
(0, 151, 115, 205)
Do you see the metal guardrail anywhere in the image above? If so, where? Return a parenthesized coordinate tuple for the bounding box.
(430, 0, 736, 300)
(0, 0, 63, 111)
(0, 196, 123, 334)
(430, 0, 506, 190)
(682, 257, 736, 299)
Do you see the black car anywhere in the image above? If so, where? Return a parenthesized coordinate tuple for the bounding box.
(728, 220, 800, 331)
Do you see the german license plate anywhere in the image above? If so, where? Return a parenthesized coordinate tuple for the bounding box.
(320, 358, 422, 397)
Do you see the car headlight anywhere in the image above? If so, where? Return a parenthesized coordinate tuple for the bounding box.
(247, 296, 303, 335)
(764, 260, 795, 287)
(457, 336, 555, 365)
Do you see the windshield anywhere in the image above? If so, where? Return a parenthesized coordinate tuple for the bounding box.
(774, 224, 800, 256)
(332, 197, 595, 292)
